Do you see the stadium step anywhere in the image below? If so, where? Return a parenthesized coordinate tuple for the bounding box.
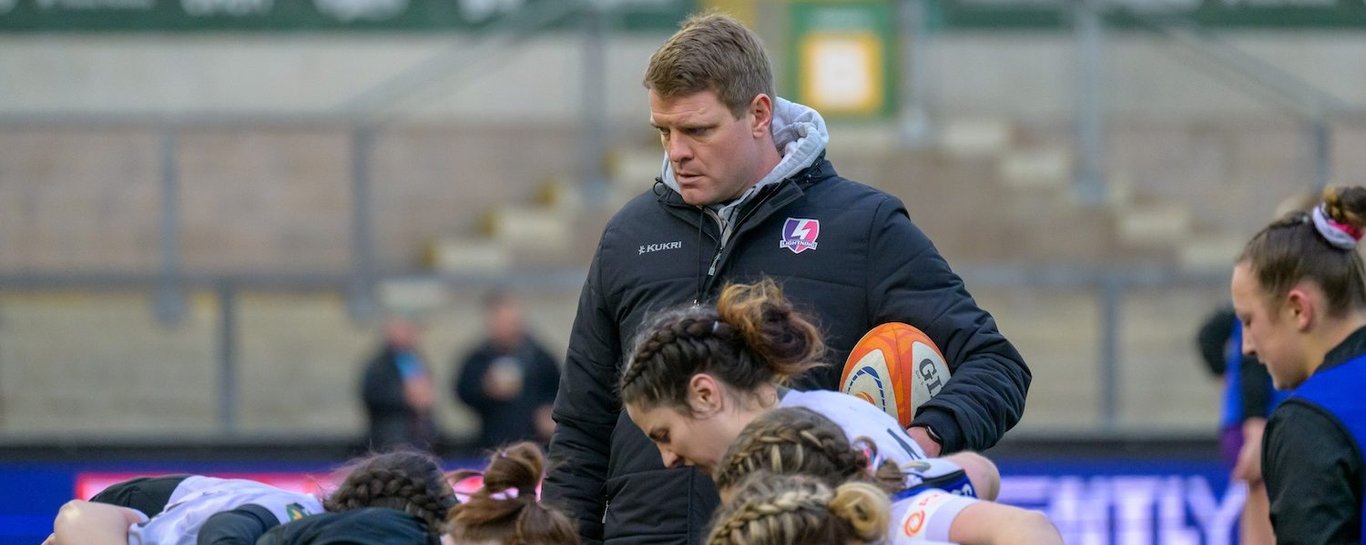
(1178, 234, 1247, 272)
(998, 147, 1071, 190)
(1116, 202, 1194, 247)
(939, 118, 1013, 160)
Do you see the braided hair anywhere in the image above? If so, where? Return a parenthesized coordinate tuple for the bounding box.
(446, 442, 579, 545)
(620, 279, 826, 411)
(705, 471, 888, 545)
(1241, 186, 1366, 317)
(713, 407, 905, 495)
(324, 450, 456, 536)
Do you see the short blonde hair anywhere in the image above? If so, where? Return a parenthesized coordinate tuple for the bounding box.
(643, 12, 775, 118)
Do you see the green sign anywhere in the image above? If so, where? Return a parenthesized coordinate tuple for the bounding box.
(0, 0, 695, 32)
(934, 0, 1366, 29)
(787, 1, 898, 120)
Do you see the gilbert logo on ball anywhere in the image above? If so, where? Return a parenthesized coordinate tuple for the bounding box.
(840, 322, 951, 427)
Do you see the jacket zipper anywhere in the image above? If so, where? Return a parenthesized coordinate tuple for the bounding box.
(676, 166, 814, 299)
(704, 208, 726, 278)
(700, 186, 780, 294)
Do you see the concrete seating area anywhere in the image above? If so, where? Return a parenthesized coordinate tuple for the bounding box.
(0, 117, 1336, 439)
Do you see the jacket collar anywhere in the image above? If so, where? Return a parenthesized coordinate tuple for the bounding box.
(655, 151, 832, 229)
(657, 152, 830, 205)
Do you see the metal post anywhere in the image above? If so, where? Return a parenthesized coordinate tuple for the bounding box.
(1073, 0, 1108, 205)
(217, 283, 238, 434)
(349, 126, 377, 321)
(1312, 120, 1331, 191)
(154, 129, 186, 324)
(899, 0, 933, 147)
(1100, 278, 1122, 431)
(580, 0, 610, 205)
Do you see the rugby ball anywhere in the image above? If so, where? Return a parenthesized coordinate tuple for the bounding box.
(839, 323, 952, 428)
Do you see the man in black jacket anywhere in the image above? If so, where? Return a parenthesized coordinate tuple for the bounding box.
(543, 13, 1031, 545)
(361, 317, 437, 451)
(454, 290, 561, 449)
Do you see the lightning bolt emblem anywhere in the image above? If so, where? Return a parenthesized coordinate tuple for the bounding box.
(780, 218, 820, 254)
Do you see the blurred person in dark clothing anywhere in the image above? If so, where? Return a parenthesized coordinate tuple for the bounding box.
(454, 290, 560, 449)
(361, 317, 437, 451)
(1196, 305, 1288, 545)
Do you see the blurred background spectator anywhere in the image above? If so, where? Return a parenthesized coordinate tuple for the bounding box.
(361, 316, 438, 451)
(454, 289, 559, 450)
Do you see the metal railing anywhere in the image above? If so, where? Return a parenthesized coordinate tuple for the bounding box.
(0, 264, 1228, 436)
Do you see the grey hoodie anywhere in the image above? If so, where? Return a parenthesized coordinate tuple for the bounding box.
(658, 97, 831, 244)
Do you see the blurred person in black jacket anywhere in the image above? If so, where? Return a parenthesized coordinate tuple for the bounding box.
(454, 290, 560, 450)
(361, 317, 437, 451)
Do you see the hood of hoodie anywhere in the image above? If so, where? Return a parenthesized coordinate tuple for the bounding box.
(658, 97, 829, 226)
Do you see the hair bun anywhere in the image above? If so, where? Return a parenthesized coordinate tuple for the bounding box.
(830, 482, 890, 542)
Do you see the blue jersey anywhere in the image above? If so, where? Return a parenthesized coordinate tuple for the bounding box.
(1290, 352, 1366, 539)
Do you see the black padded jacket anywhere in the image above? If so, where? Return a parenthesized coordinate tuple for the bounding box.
(543, 155, 1031, 545)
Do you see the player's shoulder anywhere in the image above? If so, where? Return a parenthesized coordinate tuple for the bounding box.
(781, 389, 889, 422)
(600, 185, 684, 232)
(808, 163, 905, 211)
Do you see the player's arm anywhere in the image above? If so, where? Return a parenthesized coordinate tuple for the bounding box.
(894, 490, 1060, 545)
(947, 501, 1061, 545)
(543, 244, 621, 545)
(894, 453, 998, 502)
(941, 452, 999, 501)
(1262, 404, 1360, 544)
(866, 198, 1030, 454)
(197, 504, 280, 545)
(51, 500, 144, 545)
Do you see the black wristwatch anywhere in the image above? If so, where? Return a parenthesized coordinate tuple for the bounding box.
(918, 424, 943, 446)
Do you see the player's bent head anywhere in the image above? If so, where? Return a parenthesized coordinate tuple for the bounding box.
(619, 279, 824, 414)
(714, 407, 902, 498)
(706, 471, 888, 545)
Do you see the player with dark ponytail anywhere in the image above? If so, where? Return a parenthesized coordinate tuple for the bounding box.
(233, 450, 456, 545)
(445, 442, 579, 545)
(1231, 185, 1366, 543)
(620, 279, 996, 498)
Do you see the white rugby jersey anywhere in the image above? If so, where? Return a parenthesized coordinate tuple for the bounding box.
(127, 476, 323, 545)
(778, 389, 927, 466)
(778, 390, 980, 498)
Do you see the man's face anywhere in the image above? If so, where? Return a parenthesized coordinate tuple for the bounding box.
(1232, 262, 1308, 389)
(649, 89, 766, 206)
